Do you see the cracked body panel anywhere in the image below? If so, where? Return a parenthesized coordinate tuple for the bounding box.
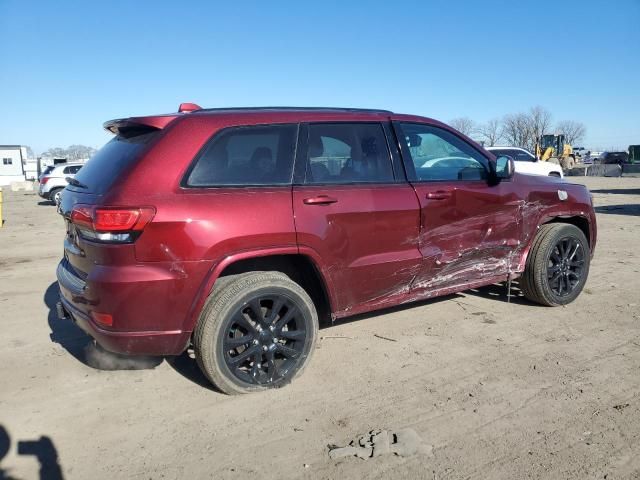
(321, 174, 595, 319)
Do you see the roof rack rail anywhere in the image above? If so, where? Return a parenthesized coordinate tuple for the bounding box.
(194, 106, 393, 114)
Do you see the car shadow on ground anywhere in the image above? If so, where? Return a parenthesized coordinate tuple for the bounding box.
(166, 351, 223, 393)
(594, 204, 640, 216)
(464, 281, 536, 305)
(43, 280, 536, 392)
(590, 188, 640, 195)
(37, 200, 54, 206)
(328, 293, 457, 328)
(44, 282, 162, 372)
(169, 295, 462, 391)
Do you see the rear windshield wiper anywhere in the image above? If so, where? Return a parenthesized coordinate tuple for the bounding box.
(66, 177, 88, 189)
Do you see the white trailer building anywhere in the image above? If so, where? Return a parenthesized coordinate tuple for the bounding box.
(0, 145, 27, 186)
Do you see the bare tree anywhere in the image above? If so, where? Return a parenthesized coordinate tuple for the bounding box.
(499, 107, 552, 151)
(42, 145, 97, 160)
(556, 120, 586, 146)
(449, 117, 476, 137)
(527, 106, 553, 147)
(501, 113, 532, 149)
(477, 118, 503, 146)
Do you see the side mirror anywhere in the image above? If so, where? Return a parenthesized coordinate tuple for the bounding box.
(494, 155, 515, 180)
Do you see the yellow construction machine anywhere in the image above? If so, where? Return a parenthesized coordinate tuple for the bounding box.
(536, 134, 576, 169)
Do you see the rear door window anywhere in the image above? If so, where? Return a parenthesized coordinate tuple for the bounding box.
(186, 124, 298, 186)
(71, 131, 158, 194)
(304, 123, 394, 184)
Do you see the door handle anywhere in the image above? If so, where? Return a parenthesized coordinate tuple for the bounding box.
(426, 190, 452, 200)
(303, 195, 338, 205)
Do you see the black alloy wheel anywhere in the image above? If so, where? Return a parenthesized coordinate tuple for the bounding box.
(547, 236, 586, 297)
(223, 295, 307, 385)
(194, 271, 318, 394)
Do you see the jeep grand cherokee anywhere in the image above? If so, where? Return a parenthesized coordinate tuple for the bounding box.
(56, 104, 597, 394)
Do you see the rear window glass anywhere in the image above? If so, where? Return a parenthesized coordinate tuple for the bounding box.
(63, 165, 82, 174)
(491, 149, 536, 162)
(186, 124, 298, 187)
(71, 131, 157, 194)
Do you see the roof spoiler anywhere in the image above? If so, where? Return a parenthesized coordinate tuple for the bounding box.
(103, 103, 202, 135)
(103, 116, 177, 135)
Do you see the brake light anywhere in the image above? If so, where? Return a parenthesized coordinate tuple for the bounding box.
(70, 205, 155, 242)
(70, 205, 94, 229)
(93, 208, 154, 232)
(40, 177, 51, 184)
(91, 311, 113, 327)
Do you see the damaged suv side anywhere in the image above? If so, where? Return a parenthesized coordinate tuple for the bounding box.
(56, 106, 596, 394)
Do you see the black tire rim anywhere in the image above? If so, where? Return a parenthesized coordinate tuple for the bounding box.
(223, 295, 307, 386)
(547, 236, 586, 297)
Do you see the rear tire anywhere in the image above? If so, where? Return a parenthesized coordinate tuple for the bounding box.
(194, 272, 318, 394)
(520, 224, 590, 306)
(49, 187, 63, 204)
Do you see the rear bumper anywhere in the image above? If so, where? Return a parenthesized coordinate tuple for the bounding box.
(58, 295, 190, 355)
(56, 259, 192, 356)
(38, 184, 49, 198)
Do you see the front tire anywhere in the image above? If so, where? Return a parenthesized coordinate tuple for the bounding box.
(520, 224, 590, 306)
(193, 272, 318, 394)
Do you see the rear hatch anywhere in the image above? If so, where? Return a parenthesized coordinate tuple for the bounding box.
(58, 117, 173, 293)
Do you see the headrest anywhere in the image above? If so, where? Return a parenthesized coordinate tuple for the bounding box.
(361, 136, 379, 156)
(251, 147, 272, 162)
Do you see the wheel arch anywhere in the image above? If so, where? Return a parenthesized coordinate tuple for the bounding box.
(543, 215, 591, 247)
(516, 214, 593, 273)
(184, 248, 335, 332)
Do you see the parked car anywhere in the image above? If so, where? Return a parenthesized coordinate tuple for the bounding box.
(56, 105, 597, 394)
(573, 147, 587, 159)
(599, 151, 629, 165)
(38, 165, 56, 182)
(582, 151, 602, 164)
(38, 163, 83, 203)
(485, 146, 564, 177)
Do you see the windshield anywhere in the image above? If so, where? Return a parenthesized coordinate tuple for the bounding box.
(71, 131, 158, 194)
(540, 136, 556, 149)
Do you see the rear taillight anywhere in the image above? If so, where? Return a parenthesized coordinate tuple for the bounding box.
(93, 208, 155, 232)
(91, 311, 114, 327)
(40, 177, 51, 184)
(70, 205, 155, 243)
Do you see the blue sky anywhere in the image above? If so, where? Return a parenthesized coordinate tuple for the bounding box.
(1, 0, 638, 153)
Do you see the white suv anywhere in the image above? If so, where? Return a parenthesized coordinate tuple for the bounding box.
(486, 147, 563, 178)
(38, 163, 83, 203)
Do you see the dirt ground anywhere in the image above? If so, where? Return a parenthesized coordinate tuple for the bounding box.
(1, 176, 639, 480)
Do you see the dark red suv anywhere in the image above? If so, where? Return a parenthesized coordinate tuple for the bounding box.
(56, 105, 597, 394)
